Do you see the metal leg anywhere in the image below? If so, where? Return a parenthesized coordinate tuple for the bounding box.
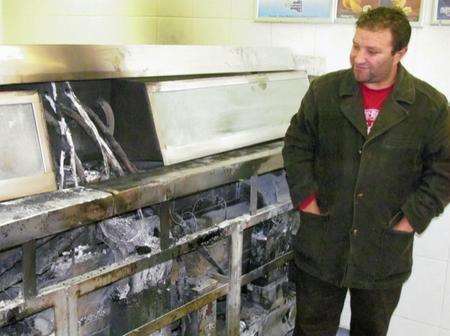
(226, 222, 243, 336)
(160, 201, 171, 250)
(53, 288, 79, 336)
(67, 289, 79, 335)
(250, 175, 258, 215)
(22, 240, 37, 300)
(54, 291, 70, 336)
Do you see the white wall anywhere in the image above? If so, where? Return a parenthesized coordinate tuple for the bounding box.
(1, 0, 448, 99)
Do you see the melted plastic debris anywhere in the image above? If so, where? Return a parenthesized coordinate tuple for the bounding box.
(84, 169, 102, 183)
(98, 210, 171, 293)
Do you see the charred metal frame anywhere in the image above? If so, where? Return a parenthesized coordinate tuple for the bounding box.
(0, 140, 294, 335)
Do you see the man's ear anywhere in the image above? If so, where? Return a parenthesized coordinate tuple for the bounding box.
(394, 47, 408, 63)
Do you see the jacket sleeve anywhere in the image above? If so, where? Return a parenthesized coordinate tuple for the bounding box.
(401, 101, 450, 234)
(282, 83, 319, 208)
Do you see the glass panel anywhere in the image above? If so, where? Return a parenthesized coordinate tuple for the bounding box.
(0, 103, 44, 179)
(152, 75, 308, 147)
(148, 72, 309, 164)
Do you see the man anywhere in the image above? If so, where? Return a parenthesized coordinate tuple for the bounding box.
(283, 7, 450, 336)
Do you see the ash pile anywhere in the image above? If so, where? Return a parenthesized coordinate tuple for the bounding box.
(0, 81, 298, 336)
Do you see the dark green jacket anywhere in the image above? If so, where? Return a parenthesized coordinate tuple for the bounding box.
(282, 65, 450, 289)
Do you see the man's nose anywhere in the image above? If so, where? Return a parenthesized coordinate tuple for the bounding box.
(353, 50, 366, 64)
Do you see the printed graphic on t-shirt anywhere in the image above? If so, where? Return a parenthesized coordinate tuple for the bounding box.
(364, 108, 379, 134)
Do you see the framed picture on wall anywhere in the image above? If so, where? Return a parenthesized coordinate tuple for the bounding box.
(335, 0, 425, 25)
(432, 0, 450, 24)
(255, 0, 334, 23)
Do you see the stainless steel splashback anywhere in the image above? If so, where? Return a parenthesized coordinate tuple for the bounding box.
(0, 45, 295, 85)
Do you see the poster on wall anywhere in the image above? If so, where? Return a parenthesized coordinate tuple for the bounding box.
(335, 0, 424, 23)
(432, 0, 450, 24)
(255, 0, 333, 22)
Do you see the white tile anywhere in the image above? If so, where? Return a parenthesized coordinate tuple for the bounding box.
(157, 17, 194, 44)
(158, 0, 193, 17)
(231, 20, 271, 47)
(3, 0, 34, 16)
(193, 0, 231, 18)
(123, 17, 159, 44)
(414, 207, 450, 262)
(4, 14, 159, 44)
(448, 241, 450, 264)
(313, 23, 355, 73)
(31, 0, 159, 16)
(231, 0, 254, 19)
(403, 26, 450, 97)
(395, 256, 447, 326)
(442, 207, 450, 262)
(271, 23, 316, 56)
(191, 18, 232, 45)
(440, 329, 450, 336)
(441, 263, 450, 329)
(388, 316, 440, 336)
(339, 292, 351, 330)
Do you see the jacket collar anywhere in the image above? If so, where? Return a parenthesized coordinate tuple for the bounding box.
(339, 64, 414, 140)
(339, 68, 359, 97)
(390, 64, 415, 104)
(339, 64, 415, 104)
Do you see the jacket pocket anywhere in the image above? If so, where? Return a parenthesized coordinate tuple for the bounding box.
(381, 140, 420, 172)
(382, 227, 414, 277)
(295, 211, 329, 270)
(382, 139, 418, 149)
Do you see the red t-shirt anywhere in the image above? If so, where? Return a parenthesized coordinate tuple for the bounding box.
(298, 83, 394, 211)
(360, 83, 394, 134)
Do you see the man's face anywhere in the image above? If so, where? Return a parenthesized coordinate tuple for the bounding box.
(350, 27, 406, 89)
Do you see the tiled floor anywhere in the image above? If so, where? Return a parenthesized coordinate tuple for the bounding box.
(286, 328, 349, 335)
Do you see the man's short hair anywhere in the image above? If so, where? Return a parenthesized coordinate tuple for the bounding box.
(356, 7, 411, 54)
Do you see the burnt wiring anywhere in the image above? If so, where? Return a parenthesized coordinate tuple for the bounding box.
(170, 196, 228, 239)
(43, 81, 137, 187)
(169, 196, 229, 276)
(44, 83, 81, 189)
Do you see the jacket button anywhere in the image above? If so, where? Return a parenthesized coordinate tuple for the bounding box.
(352, 228, 359, 235)
(356, 192, 364, 198)
(358, 148, 362, 155)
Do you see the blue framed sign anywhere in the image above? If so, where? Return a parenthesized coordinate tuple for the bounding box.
(255, 0, 333, 23)
(433, 0, 450, 24)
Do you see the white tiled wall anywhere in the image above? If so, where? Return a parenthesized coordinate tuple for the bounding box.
(389, 316, 440, 336)
(441, 263, 450, 330)
(395, 257, 447, 326)
(1, 0, 449, 98)
(6, 0, 448, 95)
(414, 214, 450, 262)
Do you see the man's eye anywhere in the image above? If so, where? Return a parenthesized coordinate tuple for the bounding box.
(368, 50, 378, 55)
